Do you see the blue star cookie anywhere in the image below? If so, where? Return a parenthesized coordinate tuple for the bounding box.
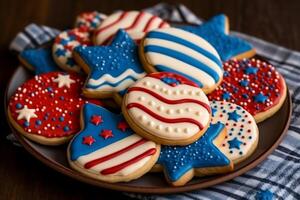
(156, 122, 233, 186)
(180, 14, 255, 61)
(19, 48, 60, 75)
(74, 29, 146, 99)
(68, 103, 159, 183)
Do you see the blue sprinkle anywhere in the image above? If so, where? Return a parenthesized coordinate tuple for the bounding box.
(47, 87, 53, 92)
(35, 120, 42, 126)
(59, 117, 64, 122)
(16, 103, 23, 109)
(23, 121, 30, 127)
(63, 126, 70, 132)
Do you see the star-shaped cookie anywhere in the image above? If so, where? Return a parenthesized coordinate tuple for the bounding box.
(180, 14, 255, 61)
(18, 48, 60, 74)
(155, 122, 233, 186)
(68, 103, 160, 183)
(73, 29, 146, 100)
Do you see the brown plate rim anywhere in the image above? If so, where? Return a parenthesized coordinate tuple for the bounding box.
(4, 66, 292, 194)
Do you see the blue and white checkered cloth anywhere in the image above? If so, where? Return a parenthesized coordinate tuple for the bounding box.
(9, 3, 300, 200)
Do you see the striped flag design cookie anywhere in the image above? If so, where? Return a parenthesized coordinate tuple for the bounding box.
(93, 11, 170, 45)
(122, 72, 211, 145)
(139, 27, 223, 94)
(68, 103, 160, 183)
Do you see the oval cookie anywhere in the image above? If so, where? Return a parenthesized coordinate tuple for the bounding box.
(93, 11, 170, 45)
(68, 103, 160, 183)
(139, 27, 223, 94)
(211, 101, 259, 164)
(8, 72, 103, 145)
(208, 58, 287, 122)
(53, 27, 92, 73)
(122, 72, 211, 145)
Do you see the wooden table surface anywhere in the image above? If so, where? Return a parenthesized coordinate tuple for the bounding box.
(0, 0, 300, 199)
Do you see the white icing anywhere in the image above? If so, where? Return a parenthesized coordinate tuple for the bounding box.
(16, 105, 37, 122)
(53, 74, 75, 88)
(211, 101, 259, 162)
(75, 134, 156, 176)
(94, 11, 170, 45)
(125, 76, 210, 140)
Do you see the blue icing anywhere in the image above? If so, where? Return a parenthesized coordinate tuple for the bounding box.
(157, 122, 230, 182)
(35, 120, 42, 126)
(228, 137, 243, 150)
(254, 93, 268, 103)
(54, 48, 66, 57)
(255, 189, 273, 200)
(74, 29, 145, 94)
(222, 92, 231, 100)
(180, 14, 254, 61)
(20, 48, 60, 75)
(227, 110, 241, 122)
(15, 103, 22, 109)
(147, 31, 222, 68)
(244, 66, 258, 75)
(23, 121, 30, 127)
(144, 45, 220, 82)
(161, 77, 180, 86)
(86, 75, 139, 89)
(70, 103, 133, 161)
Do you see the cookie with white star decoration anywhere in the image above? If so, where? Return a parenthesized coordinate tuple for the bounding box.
(211, 101, 259, 164)
(68, 103, 160, 183)
(18, 48, 60, 75)
(152, 122, 233, 186)
(181, 14, 256, 61)
(139, 27, 223, 94)
(208, 58, 287, 122)
(8, 72, 103, 145)
(52, 27, 92, 73)
(73, 29, 146, 101)
(122, 72, 211, 145)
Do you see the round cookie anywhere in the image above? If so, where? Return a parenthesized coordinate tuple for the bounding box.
(93, 10, 170, 45)
(211, 101, 259, 164)
(75, 11, 106, 31)
(208, 58, 287, 123)
(7, 72, 103, 145)
(122, 72, 211, 146)
(68, 103, 160, 183)
(53, 27, 92, 73)
(153, 122, 233, 186)
(139, 27, 223, 94)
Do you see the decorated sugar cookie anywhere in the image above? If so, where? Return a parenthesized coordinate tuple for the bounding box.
(154, 122, 233, 186)
(93, 10, 170, 45)
(139, 27, 223, 94)
(53, 27, 92, 73)
(181, 14, 256, 61)
(75, 11, 106, 31)
(122, 72, 211, 145)
(68, 103, 160, 183)
(73, 29, 146, 100)
(19, 48, 60, 74)
(208, 58, 287, 122)
(8, 72, 103, 145)
(211, 101, 259, 164)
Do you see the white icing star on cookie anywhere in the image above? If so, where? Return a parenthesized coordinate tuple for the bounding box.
(53, 74, 75, 88)
(16, 105, 37, 122)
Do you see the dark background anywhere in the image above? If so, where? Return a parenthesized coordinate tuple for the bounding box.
(0, 0, 300, 199)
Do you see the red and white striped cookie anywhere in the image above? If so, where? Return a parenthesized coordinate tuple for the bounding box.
(122, 72, 211, 145)
(93, 11, 170, 45)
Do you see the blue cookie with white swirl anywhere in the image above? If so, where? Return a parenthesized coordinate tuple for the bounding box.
(139, 27, 223, 94)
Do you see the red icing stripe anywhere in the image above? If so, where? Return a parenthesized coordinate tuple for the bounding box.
(127, 103, 204, 130)
(143, 16, 158, 32)
(125, 12, 145, 31)
(100, 148, 156, 175)
(128, 87, 211, 113)
(95, 12, 128, 35)
(147, 72, 199, 88)
(84, 138, 147, 169)
(158, 21, 168, 28)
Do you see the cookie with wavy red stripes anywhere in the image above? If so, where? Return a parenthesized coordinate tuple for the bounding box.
(93, 10, 170, 45)
(68, 103, 160, 183)
(122, 72, 211, 145)
(75, 11, 106, 31)
(208, 58, 287, 122)
(7, 72, 103, 145)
